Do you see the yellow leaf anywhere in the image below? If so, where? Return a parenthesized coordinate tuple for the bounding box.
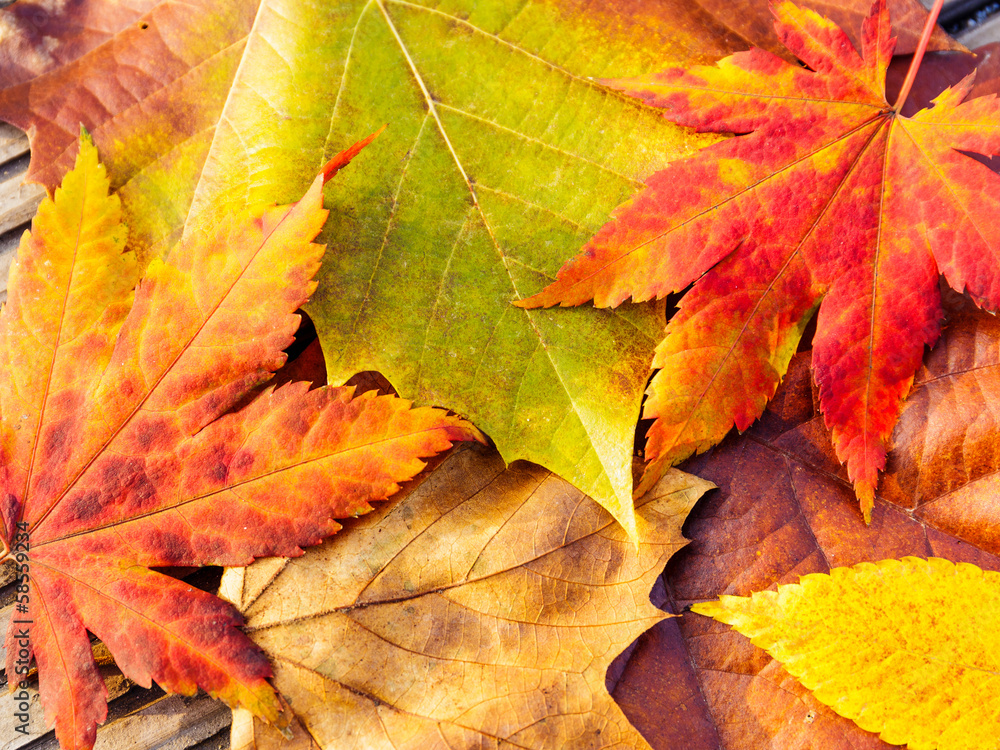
(1, 130, 140, 489)
(221, 443, 713, 749)
(693, 556, 1000, 750)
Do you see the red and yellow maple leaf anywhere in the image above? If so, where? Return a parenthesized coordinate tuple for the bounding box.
(519, 0, 1000, 520)
(0, 131, 478, 750)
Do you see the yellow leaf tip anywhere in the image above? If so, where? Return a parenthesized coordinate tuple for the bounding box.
(465, 421, 489, 445)
(690, 600, 722, 618)
(623, 508, 640, 550)
(855, 481, 875, 524)
(75, 128, 97, 158)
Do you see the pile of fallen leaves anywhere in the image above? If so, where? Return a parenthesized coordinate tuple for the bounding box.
(0, 0, 998, 748)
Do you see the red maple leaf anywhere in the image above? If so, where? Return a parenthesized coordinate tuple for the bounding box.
(0, 131, 478, 750)
(519, 0, 1000, 519)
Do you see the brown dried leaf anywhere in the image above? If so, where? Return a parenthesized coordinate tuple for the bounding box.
(612, 307, 1000, 749)
(220, 442, 713, 749)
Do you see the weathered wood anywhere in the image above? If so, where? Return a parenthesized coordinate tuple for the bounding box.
(0, 123, 29, 165)
(0, 146, 40, 304)
(0, 156, 43, 239)
(2, 692, 232, 750)
(955, 10, 1000, 46)
(0, 228, 19, 303)
(92, 696, 231, 750)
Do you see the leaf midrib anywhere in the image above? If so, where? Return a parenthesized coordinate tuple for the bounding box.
(20, 165, 93, 528)
(654, 117, 890, 461)
(372, 0, 637, 516)
(29, 201, 306, 542)
(551, 112, 886, 298)
(33, 416, 454, 551)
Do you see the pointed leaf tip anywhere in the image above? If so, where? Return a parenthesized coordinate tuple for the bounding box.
(857, 483, 875, 524)
(321, 125, 386, 184)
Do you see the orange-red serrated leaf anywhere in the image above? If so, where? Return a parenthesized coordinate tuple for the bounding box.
(520, 0, 1000, 519)
(0, 134, 477, 750)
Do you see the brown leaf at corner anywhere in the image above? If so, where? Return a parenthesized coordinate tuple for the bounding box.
(612, 308, 1000, 749)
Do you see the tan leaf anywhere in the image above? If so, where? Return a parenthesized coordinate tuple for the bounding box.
(220, 442, 712, 749)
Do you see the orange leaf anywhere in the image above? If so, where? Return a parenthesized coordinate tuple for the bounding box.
(0, 132, 478, 750)
(519, 0, 1000, 520)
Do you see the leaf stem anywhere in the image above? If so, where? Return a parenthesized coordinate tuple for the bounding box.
(892, 0, 946, 113)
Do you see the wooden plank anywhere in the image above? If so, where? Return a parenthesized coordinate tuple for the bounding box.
(0, 689, 231, 750)
(92, 695, 231, 750)
(0, 123, 36, 304)
(0, 123, 29, 165)
(0, 679, 46, 749)
(955, 9, 1000, 45)
(0, 157, 43, 239)
(0, 220, 21, 303)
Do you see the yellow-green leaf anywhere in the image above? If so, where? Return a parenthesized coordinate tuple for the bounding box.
(0, 0, 726, 541)
(205, 0, 709, 541)
(693, 557, 1000, 750)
